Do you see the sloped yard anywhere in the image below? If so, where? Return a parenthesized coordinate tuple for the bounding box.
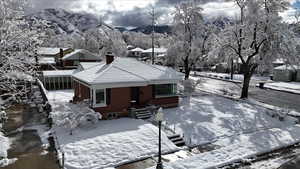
(163, 94, 297, 146)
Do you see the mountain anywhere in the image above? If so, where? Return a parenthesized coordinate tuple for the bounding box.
(27, 8, 102, 35)
(129, 25, 172, 34)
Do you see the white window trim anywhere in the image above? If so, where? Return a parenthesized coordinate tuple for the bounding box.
(93, 88, 107, 108)
(154, 84, 178, 98)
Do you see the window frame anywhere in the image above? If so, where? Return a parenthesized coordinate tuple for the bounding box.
(154, 84, 177, 98)
(93, 88, 106, 107)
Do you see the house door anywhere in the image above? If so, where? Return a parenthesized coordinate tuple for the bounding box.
(131, 87, 140, 105)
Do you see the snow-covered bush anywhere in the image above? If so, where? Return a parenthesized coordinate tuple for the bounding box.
(0, 111, 7, 128)
(50, 102, 102, 135)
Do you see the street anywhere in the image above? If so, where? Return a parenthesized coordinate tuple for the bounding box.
(197, 76, 300, 113)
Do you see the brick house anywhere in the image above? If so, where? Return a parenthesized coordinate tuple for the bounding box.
(72, 53, 183, 119)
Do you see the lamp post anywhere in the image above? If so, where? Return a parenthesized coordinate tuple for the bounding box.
(156, 107, 164, 169)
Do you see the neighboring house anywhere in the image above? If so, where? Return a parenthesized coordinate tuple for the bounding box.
(37, 47, 72, 70)
(72, 53, 183, 119)
(141, 48, 167, 60)
(128, 47, 144, 58)
(273, 65, 299, 82)
(60, 49, 102, 69)
(272, 58, 286, 68)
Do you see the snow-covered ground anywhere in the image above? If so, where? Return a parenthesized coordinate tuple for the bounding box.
(148, 125, 300, 169)
(190, 76, 242, 96)
(195, 72, 270, 83)
(47, 89, 74, 103)
(0, 132, 10, 166)
(47, 90, 178, 169)
(55, 118, 178, 169)
(0, 109, 10, 166)
(264, 82, 300, 95)
(163, 95, 296, 146)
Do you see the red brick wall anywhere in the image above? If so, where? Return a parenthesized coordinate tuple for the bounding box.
(139, 86, 153, 105)
(73, 81, 90, 102)
(151, 96, 179, 108)
(93, 87, 131, 119)
(92, 85, 179, 118)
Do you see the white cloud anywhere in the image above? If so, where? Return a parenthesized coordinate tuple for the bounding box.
(71, 0, 156, 15)
(201, 1, 239, 19)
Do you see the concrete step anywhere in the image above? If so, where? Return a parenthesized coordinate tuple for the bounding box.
(170, 137, 182, 142)
(136, 112, 152, 116)
(168, 134, 181, 139)
(173, 140, 185, 147)
(136, 114, 152, 119)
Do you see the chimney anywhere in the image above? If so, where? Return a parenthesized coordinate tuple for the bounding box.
(106, 52, 114, 64)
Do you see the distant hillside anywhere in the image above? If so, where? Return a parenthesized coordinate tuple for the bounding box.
(27, 8, 102, 35)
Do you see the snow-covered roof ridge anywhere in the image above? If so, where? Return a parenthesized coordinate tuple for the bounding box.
(38, 47, 68, 55)
(72, 57, 183, 86)
(275, 64, 300, 70)
(62, 49, 101, 61)
(143, 47, 167, 53)
(130, 47, 144, 52)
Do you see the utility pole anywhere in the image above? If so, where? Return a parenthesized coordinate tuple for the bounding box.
(150, 6, 155, 64)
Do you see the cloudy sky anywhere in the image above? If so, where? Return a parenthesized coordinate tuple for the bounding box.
(29, 0, 300, 27)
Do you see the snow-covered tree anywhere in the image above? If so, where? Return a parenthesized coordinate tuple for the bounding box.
(216, 0, 291, 98)
(169, 1, 216, 79)
(0, 0, 46, 104)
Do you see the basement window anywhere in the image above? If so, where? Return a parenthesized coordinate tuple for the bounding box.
(155, 84, 177, 98)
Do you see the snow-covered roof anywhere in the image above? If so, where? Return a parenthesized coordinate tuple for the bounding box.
(272, 58, 286, 64)
(274, 65, 300, 71)
(130, 47, 144, 52)
(43, 70, 77, 77)
(37, 47, 68, 55)
(79, 62, 104, 70)
(62, 49, 101, 61)
(39, 57, 56, 64)
(142, 48, 167, 53)
(73, 57, 184, 88)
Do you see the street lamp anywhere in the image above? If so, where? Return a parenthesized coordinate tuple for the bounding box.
(156, 107, 164, 169)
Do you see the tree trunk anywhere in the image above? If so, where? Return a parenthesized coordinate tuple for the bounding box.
(184, 59, 190, 80)
(241, 72, 251, 99)
(185, 69, 190, 80)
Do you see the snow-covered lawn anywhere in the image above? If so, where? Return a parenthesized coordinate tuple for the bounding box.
(148, 125, 300, 169)
(190, 76, 241, 96)
(55, 118, 178, 169)
(164, 95, 296, 146)
(47, 90, 178, 169)
(264, 82, 300, 94)
(195, 72, 270, 82)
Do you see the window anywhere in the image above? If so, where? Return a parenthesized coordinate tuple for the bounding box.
(74, 60, 80, 66)
(95, 89, 105, 104)
(155, 84, 177, 97)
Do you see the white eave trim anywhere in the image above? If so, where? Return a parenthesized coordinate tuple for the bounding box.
(91, 81, 148, 89)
